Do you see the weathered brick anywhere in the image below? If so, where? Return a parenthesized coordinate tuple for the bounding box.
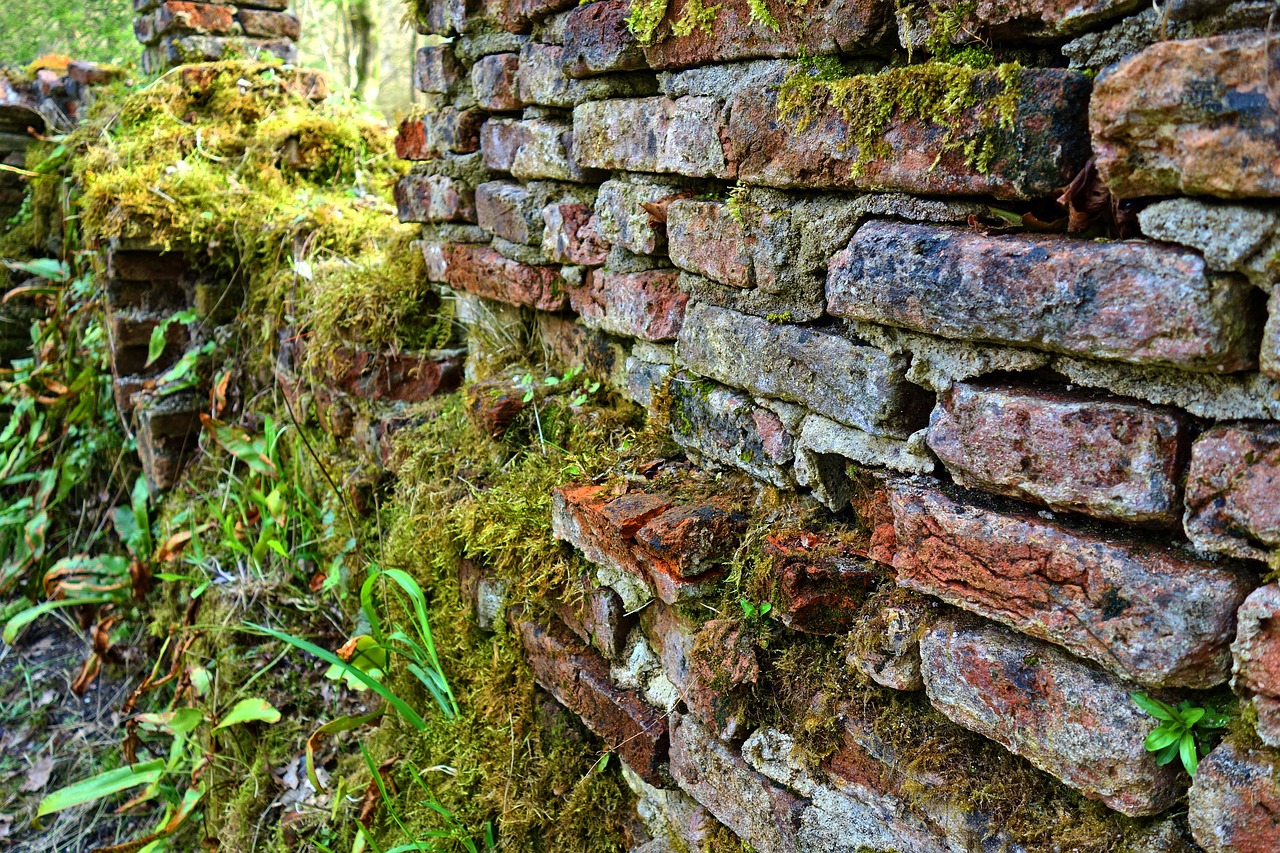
(542, 203, 609, 265)
(1188, 739, 1280, 853)
(312, 347, 464, 403)
(666, 192, 866, 322)
(569, 269, 687, 341)
(927, 382, 1189, 525)
(669, 378, 798, 489)
(828, 221, 1258, 373)
(236, 8, 300, 40)
(394, 174, 477, 223)
(676, 301, 927, 438)
(921, 615, 1183, 816)
(574, 96, 732, 179)
(669, 713, 806, 853)
(414, 44, 465, 96)
(889, 478, 1254, 688)
(551, 575, 636, 660)
(1232, 585, 1280, 748)
(395, 108, 486, 160)
(514, 616, 668, 784)
(685, 618, 760, 740)
(902, 0, 1137, 42)
(67, 60, 125, 86)
(1091, 32, 1280, 199)
(847, 588, 933, 691)
(510, 118, 604, 183)
(792, 414, 935, 511)
(562, 0, 647, 78)
(552, 484, 734, 607)
(517, 42, 655, 108)
(534, 313, 631, 390)
(760, 529, 879, 635)
(442, 245, 568, 310)
(496, 0, 578, 31)
(479, 118, 532, 172)
(729, 67, 1090, 200)
(1185, 423, 1280, 562)
(465, 377, 527, 437)
(475, 180, 540, 244)
(643, 0, 891, 70)
(593, 177, 689, 256)
(107, 249, 190, 281)
(470, 53, 523, 110)
(153, 2, 235, 37)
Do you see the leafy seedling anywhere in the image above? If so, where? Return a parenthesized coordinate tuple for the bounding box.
(1132, 693, 1229, 776)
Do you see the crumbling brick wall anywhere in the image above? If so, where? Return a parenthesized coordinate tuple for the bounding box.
(133, 0, 300, 73)
(391, 0, 1280, 849)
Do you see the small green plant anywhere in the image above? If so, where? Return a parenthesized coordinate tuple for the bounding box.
(36, 694, 280, 846)
(739, 597, 772, 621)
(1132, 693, 1230, 775)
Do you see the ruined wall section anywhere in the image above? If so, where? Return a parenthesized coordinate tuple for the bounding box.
(133, 0, 300, 73)
(392, 0, 1280, 849)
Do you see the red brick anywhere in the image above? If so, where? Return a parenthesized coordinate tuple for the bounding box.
(550, 575, 636, 660)
(108, 249, 190, 281)
(67, 60, 124, 86)
(442, 245, 568, 311)
(635, 504, 744, 579)
(495, 0, 577, 31)
(686, 618, 759, 740)
(413, 44, 464, 95)
(643, 0, 890, 70)
(542, 203, 608, 265)
(514, 616, 668, 784)
(475, 180, 538, 244)
(394, 174, 476, 223)
(761, 530, 878, 635)
(669, 713, 805, 853)
(889, 478, 1254, 688)
(154, 1, 235, 36)
(315, 347, 463, 403)
(1189, 740, 1280, 853)
(1092, 32, 1280, 200)
(479, 118, 533, 172)
(236, 8, 300, 40)
(926, 382, 1190, 524)
(730, 67, 1090, 200)
(465, 378, 526, 438)
(394, 118, 435, 161)
(1231, 584, 1280, 747)
(1185, 423, 1280, 561)
(470, 53, 524, 112)
(562, 0, 647, 78)
(921, 615, 1183, 816)
(829, 222, 1258, 373)
(552, 485, 732, 606)
(568, 270, 688, 342)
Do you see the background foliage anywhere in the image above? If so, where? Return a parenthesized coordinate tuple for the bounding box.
(0, 0, 139, 68)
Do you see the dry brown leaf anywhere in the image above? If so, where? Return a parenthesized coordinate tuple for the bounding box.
(18, 756, 54, 792)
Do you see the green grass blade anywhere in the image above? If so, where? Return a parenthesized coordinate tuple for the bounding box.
(37, 759, 165, 817)
(246, 622, 427, 731)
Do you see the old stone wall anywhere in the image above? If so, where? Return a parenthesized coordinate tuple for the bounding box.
(385, 0, 1280, 850)
(133, 0, 300, 73)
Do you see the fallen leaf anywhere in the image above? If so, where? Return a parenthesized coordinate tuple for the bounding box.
(19, 755, 54, 792)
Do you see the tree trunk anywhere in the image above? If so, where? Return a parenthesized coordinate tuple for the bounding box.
(347, 0, 379, 103)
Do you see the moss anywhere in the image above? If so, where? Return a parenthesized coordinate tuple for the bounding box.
(764, 311, 793, 324)
(626, 0, 671, 46)
(775, 59, 1024, 177)
(746, 0, 780, 30)
(671, 0, 720, 36)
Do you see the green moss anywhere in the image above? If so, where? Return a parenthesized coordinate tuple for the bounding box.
(746, 0, 780, 31)
(626, 0, 671, 46)
(775, 59, 1024, 178)
(671, 0, 720, 36)
(764, 311, 793, 324)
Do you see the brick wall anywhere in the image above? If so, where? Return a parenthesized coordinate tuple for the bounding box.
(393, 0, 1280, 849)
(133, 0, 300, 73)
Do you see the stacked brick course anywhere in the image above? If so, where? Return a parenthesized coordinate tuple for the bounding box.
(133, 0, 300, 73)
(394, 0, 1280, 848)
